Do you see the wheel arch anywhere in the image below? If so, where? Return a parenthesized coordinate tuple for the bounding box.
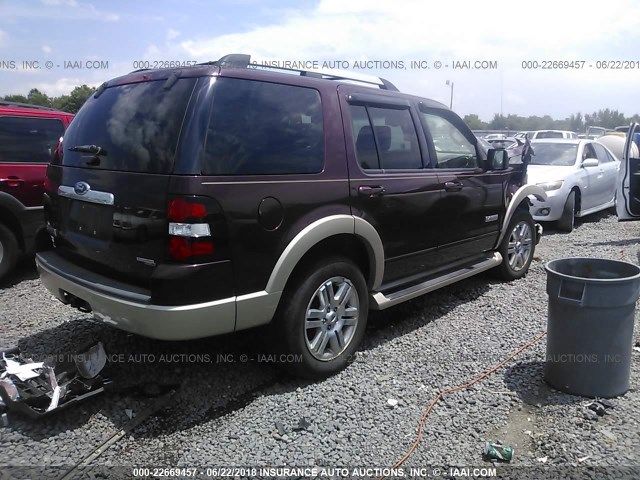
(570, 185, 581, 214)
(0, 204, 24, 251)
(495, 185, 546, 248)
(265, 215, 384, 294)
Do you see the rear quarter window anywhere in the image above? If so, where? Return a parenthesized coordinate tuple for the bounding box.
(61, 78, 196, 174)
(0, 116, 64, 163)
(203, 78, 324, 175)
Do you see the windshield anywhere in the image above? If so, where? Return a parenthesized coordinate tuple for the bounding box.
(530, 143, 578, 166)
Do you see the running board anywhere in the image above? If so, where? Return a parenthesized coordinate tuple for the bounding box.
(370, 252, 502, 310)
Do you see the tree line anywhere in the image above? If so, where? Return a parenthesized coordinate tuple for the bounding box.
(464, 110, 640, 132)
(2, 86, 96, 114)
(3, 86, 639, 132)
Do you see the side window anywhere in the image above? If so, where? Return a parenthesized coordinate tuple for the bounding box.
(0, 116, 64, 163)
(203, 78, 324, 175)
(421, 112, 478, 168)
(350, 105, 379, 170)
(592, 143, 611, 163)
(582, 143, 597, 160)
(367, 107, 422, 170)
(350, 105, 422, 170)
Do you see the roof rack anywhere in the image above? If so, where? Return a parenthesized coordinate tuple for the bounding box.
(0, 100, 57, 111)
(200, 54, 399, 91)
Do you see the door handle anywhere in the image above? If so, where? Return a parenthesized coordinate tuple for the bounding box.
(444, 181, 463, 192)
(0, 177, 24, 188)
(358, 185, 385, 196)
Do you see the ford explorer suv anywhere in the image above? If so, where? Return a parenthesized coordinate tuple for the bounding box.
(36, 54, 545, 378)
(0, 101, 74, 280)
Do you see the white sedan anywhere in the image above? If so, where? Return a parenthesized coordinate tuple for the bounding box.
(527, 139, 620, 232)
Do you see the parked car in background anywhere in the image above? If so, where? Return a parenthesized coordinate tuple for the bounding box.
(527, 139, 620, 232)
(486, 137, 517, 149)
(483, 133, 507, 140)
(35, 53, 545, 378)
(597, 134, 630, 161)
(617, 123, 640, 221)
(586, 126, 608, 139)
(0, 101, 74, 280)
(514, 131, 537, 140)
(530, 130, 579, 140)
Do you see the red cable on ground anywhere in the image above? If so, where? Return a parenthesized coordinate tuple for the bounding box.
(379, 329, 548, 480)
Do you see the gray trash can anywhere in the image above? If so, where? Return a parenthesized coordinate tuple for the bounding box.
(544, 257, 640, 398)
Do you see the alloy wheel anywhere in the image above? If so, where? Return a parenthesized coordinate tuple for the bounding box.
(304, 276, 359, 361)
(507, 221, 533, 272)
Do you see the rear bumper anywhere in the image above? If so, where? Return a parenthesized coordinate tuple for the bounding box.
(36, 251, 280, 340)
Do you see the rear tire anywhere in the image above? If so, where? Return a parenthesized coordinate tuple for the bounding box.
(495, 209, 535, 281)
(557, 191, 576, 232)
(0, 224, 19, 282)
(273, 256, 368, 379)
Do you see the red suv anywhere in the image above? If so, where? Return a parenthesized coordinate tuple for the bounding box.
(0, 101, 74, 280)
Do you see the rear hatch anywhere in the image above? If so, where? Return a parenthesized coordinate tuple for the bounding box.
(46, 72, 209, 293)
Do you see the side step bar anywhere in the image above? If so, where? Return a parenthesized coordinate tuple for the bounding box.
(370, 252, 502, 310)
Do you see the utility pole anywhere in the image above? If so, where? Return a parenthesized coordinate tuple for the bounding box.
(445, 80, 454, 110)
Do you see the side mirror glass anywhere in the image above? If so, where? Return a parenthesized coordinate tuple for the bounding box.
(582, 158, 599, 168)
(487, 148, 508, 170)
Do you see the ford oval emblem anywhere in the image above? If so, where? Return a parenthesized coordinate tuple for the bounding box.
(74, 181, 90, 195)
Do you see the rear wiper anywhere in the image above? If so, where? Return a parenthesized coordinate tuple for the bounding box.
(68, 145, 108, 156)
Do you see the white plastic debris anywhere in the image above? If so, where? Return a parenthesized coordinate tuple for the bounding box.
(75, 342, 107, 379)
(387, 398, 399, 408)
(45, 367, 61, 412)
(537, 456, 548, 463)
(125, 409, 136, 419)
(2, 354, 43, 381)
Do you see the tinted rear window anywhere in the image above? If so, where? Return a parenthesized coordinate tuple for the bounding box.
(62, 78, 196, 173)
(203, 78, 324, 175)
(0, 116, 64, 163)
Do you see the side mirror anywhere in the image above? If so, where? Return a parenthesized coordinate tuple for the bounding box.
(582, 158, 599, 168)
(487, 148, 508, 170)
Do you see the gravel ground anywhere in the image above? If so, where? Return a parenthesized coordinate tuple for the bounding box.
(1, 210, 639, 480)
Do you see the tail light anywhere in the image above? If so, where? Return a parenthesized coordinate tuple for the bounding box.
(167, 198, 214, 261)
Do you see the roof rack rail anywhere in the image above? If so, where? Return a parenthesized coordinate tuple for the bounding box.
(0, 100, 57, 111)
(200, 53, 399, 91)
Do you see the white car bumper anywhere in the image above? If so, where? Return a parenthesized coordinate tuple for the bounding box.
(530, 189, 567, 222)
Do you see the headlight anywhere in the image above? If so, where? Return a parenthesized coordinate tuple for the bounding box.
(536, 180, 564, 191)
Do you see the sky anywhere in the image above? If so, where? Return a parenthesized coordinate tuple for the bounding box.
(1, 0, 639, 122)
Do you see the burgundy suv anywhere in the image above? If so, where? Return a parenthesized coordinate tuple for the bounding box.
(0, 101, 74, 280)
(36, 54, 545, 377)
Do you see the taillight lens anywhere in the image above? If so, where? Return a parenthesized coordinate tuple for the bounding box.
(168, 199, 207, 222)
(167, 198, 214, 261)
(169, 237, 214, 261)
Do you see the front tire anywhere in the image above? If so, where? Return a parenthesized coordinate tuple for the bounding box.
(557, 191, 576, 232)
(495, 209, 535, 281)
(0, 224, 19, 282)
(274, 257, 368, 379)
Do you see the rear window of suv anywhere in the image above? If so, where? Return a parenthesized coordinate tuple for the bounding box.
(61, 78, 197, 174)
(0, 116, 64, 163)
(203, 78, 324, 175)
